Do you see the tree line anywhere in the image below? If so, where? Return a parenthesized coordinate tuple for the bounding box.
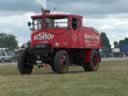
(114, 38, 128, 48)
(0, 33, 18, 50)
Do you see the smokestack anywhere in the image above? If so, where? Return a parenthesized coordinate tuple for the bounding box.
(41, 9, 50, 15)
(36, 0, 50, 15)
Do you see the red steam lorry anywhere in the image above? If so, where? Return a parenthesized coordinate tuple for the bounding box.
(17, 10, 102, 74)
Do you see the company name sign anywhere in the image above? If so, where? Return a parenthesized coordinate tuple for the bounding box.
(34, 32, 54, 40)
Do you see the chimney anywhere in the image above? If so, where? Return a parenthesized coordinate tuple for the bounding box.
(42, 9, 50, 15)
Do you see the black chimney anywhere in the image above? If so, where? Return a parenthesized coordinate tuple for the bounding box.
(41, 8, 50, 15)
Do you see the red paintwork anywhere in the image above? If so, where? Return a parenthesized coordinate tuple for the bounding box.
(84, 49, 91, 63)
(31, 13, 102, 49)
(32, 14, 82, 19)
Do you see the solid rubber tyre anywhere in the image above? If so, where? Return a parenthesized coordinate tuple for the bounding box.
(53, 50, 70, 74)
(17, 50, 33, 74)
(83, 50, 100, 72)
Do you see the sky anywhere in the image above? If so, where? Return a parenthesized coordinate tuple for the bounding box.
(0, 0, 128, 47)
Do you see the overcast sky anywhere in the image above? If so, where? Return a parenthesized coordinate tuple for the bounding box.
(0, 0, 128, 47)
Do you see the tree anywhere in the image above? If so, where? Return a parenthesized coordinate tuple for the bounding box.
(119, 38, 128, 47)
(0, 33, 18, 50)
(101, 32, 111, 48)
(113, 41, 119, 48)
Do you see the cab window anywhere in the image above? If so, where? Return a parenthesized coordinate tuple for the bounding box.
(44, 17, 68, 29)
(32, 19, 42, 31)
(72, 18, 78, 30)
(0, 50, 5, 56)
(32, 17, 68, 30)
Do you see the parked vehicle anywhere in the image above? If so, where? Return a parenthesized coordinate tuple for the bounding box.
(120, 44, 128, 56)
(0, 48, 13, 63)
(100, 48, 112, 57)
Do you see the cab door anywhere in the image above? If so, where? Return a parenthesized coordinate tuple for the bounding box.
(70, 18, 80, 48)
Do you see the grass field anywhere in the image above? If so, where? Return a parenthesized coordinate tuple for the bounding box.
(0, 60, 128, 96)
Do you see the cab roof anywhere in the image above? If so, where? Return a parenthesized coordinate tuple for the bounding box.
(31, 14, 82, 19)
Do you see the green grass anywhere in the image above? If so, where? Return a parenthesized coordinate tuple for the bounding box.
(0, 60, 128, 96)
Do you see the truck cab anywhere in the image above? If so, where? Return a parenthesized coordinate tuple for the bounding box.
(30, 12, 83, 49)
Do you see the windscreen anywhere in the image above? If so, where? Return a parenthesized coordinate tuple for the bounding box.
(44, 17, 68, 28)
(32, 17, 68, 30)
(0, 50, 5, 56)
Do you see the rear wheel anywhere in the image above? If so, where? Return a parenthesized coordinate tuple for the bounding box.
(17, 50, 33, 74)
(52, 50, 70, 74)
(83, 50, 100, 71)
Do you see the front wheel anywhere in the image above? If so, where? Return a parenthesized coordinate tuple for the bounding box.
(17, 50, 33, 74)
(52, 50, 70, 74)
(83, 50, 100, 72)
